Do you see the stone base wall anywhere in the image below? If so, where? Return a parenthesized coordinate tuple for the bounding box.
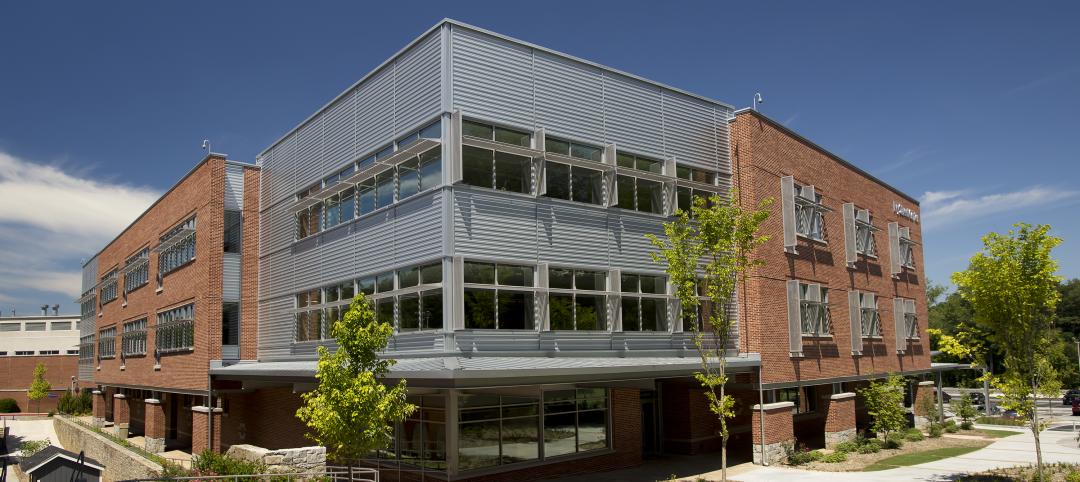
(145, 437, 165, 454)
(53, 416, 161, 482)
(825, 428, 856, 448)
(752, 440, 791, 465)
(225, 444, 326, 474)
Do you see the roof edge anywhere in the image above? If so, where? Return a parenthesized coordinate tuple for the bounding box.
(731, 108, 920, 206)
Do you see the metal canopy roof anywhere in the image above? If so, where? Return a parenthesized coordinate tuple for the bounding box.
(211, 354, 761, 389)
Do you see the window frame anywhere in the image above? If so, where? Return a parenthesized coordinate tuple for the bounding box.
(793, 184, 828, 242)
(859, 292, 882, 338)
(122, 318, 148, 357)
(798, 283, 831, 337)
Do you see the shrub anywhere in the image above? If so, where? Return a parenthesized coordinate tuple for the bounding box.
(1066, 471, 1080, 482)
(192, 449, 266, 476)
(960, 421, 974, 430)
(945, 423, 960, 433)
(929, 425, 944, 438)
(58, 390, 93, 415)
(954, 394, 979, 428)
(884, 438, 903, 450)
(976, 416, 1025, 426)
(834, 440, 859, 454)
(904, 427, 924, 441)
(0, 398, 20, 413)
(822, 451, 848, 463)
(19, 440, 50, 458)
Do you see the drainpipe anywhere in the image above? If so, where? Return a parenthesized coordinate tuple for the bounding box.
(207, 370, 213, 453)
(757, 366, 767, 466)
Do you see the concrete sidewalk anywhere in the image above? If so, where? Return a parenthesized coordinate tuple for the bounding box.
(735, 425, 1078, 482)
(3, 418, 61, 456)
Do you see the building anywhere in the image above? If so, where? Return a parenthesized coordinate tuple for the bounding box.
(78, 153, 259, 453)
(80, 19, 942, 481)
(18, 445, 103, 482)
(0, 312, 80, 412)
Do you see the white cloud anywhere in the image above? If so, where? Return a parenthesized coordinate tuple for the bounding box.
(0, 152, 158, 301)
(920, 186, 1080, 230)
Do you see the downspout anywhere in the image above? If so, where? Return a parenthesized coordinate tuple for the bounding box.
(757, 366, 767, 466)
(207, 370, 213, 452)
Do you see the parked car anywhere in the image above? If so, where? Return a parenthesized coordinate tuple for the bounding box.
(966, 391, 986, 410)
(937, 388, 952, 403)
(1062, 389, 1080, 406)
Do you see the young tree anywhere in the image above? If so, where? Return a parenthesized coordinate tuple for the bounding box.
(858, 374, 907, 447)
(648, 191, 770, 481)
(28, 362, 50, 413)
(954, 393, 978, 429)
(952, 223, 1063, 481)
(296, 293, 415, 462)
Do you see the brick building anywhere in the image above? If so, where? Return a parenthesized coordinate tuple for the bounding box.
(76, 19, 951, 481)
(0, 313, 80, 413)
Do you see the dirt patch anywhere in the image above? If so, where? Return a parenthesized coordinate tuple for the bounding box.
(796, 436, 991, 472)
(959, 462, 1080, 481)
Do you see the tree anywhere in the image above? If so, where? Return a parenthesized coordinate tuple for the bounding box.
(952, 223, 1063, 481)
(648, 191, 770, 482)
(858, 374, 907, 447)
(954, 393, 978, 429)
(296, 293, 415, 462)
(27, 362, 50, 413)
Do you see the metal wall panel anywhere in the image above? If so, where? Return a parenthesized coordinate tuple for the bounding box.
(534, 51, 604, 142)
(603, 74, 664, 156)
(353, 68, 395, 158)
(264, 204, 295, 255)
(537, 202, 609, 267)
(222, 252, 241, 302)
(322, 95, 354, 174)
(258, 295, 294, 360)
(354, 210, 397, 276)
(608, 215, 666, 272)
(662, 90, 719, 171)
(224, 164, 245, 210)
(316, 227, 357, 285)
(394, 32, 443, 135)
(81, 255, 98, 295)
(450, 27, 535, 128)
(453, 189, 538, 261)
(393, 190, 443, 264)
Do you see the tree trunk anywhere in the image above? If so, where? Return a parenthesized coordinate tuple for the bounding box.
(1031, 377, 1045, 481)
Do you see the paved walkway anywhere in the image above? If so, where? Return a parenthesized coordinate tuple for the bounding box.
(2, 418, 61, 456)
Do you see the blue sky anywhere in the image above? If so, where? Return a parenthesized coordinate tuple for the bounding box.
(1, 1, 1077, 315)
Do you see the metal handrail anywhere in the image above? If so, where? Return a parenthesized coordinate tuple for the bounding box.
(119, 465, 378, 482)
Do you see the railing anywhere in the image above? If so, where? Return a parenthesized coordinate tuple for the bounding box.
(120, 466, 378, 482)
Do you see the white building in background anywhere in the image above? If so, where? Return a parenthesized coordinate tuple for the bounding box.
(0, 314, 80, 356)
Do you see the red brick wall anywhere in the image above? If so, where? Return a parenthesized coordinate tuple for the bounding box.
(240, 167, 261, 360)
(192, 408, 223, 453)
(752, 404, 794, 445)
(824, 395, 856, 433)
(0, 355, 78, 412)
(221, 387, 311, 450)
(146, 400, 166, 439)
(731, 112, 931, 385)
(113, 394, 130, 424)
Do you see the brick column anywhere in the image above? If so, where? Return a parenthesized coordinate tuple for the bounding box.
(751, 401, 795, 465)
(113, 392, 130, 438)
(609, 388, 643, 468)
(191, 405, 223, 454)
(144, 397, 166, 453)
(824, 392, 857, 448)
(92, 390, 106, 427)
(913, 380, 936, 429)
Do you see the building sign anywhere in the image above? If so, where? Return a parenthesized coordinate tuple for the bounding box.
(893, 202, 919, 223)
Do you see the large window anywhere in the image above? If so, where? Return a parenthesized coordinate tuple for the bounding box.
(463, 262, 535, 330)
(158, 216, 197, 276)
(295, 287, 328, 342)
(222, 302, 239, 346)
(156, 303, 195, 353)
(616, 152, 663, 174)
(545, 137, 602, 162)
(793, 184, 827, 242)
(398, 395, 447, 470)
(223, 210, 243, 253)
(544, 162, 604, 205)
(122, 318, 148, 357)
(458, 393, 540, 470)
(99, 269, 118, 305)
(854, 209, 877, 257)
(123, 249, 150, 294)
(549, 267, 608, 331)
(676, 186, 717, 215)
(462, 145, 531, 194)
(79, 334, 95, 361)
(98, 327, 116, 359)
(462, 119, 531, 148)
(899, 232, 916, 269)
(675, 165, 717, 185)
(798, 283, 831, 336)
(620, 273, 668, 331)
(615, 175, 664, 214)
(774, 386, 816, 414)
(398, 263, 443, 332)
(542, 388, 609, 458)
(859, 292, 881, 337)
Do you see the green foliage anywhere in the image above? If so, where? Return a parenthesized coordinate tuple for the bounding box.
(821, 451, 848, 463)
(884, 438, 904, 450)
(155, 461, 191, 479)
(857, 440, 883, 454)
(785, 446, 824, 465)
(296, 293, 415, 461)
(961, 420, 974, 430)
(27, 362, 50, 412)
(929, 424, 944, 438)
(0, 398, 20, 413)
(944, 420, 959, 433)
(647, 190, 771, 479)
(903, 427, 925, 441)
(1068, 471, 1080, 482)
(57, 390, 93, 415)
(976, 416, 1026, 426)
(19, 439, 51, 458)
(954, 393, 979, 426)
(192, 449, 266, 475)
(916, 391, 939, 428)
(858, 374, 908, 446)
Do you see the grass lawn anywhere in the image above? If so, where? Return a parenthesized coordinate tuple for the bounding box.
(976, 428, 1022, 438)
(863, 446, 987, 471)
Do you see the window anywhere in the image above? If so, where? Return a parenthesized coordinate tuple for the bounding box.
(794, 184, 827, 241)
(98, 327, 117, 359)
(398, 395, 447, 470)
(398, 148, 442, 202)
(158, 216, 197, 276)
(39, 350, 59, 355)
(156, 303, 195, 353)
(1, 323, 20, 332)
(859, 292, 881, 337)
(774, 386, 816, 414)
(462, 119, 531, 147)
(25, 322, 46, 331)
(123, 248, 150, 293)
(122, 318, 148, 357)
(463, 262, 535, 330)
(296, 203, 322, 239)
(675, 165, 717, 185)
(620, 273, 668, 332)
(616, 152, 663, 174)
(223, 210, 242, 253)
(615, 175, 664, 214)
(79, 335, 95, 360)
(80, 293, 96, 320)
(67, 349, 79, 355)
(549, 267, 607, 331)
(295, 287, 327, 342)
(546, 137, 602, 163)
(855, 210, 876, 257)
(543, 388, 609, 457)
(897, 298, 918, 340)
(222, 302, 239, 346)
(398, 262, 443, 332)
(899, 232, 916, 269)
(462, 145, 531, 194)
(15, 351, 33, 356)
(458, 393, 540, 470)
(99, 269, 118, 305)
(544, 162, 604, 205)
(51, 322, 72, 331)
(675, 186, 721, 216)
(798, 283, 831, 336)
